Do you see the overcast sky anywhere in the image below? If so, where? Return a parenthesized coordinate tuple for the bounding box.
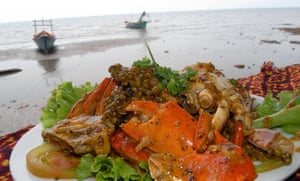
(1, 0, 300, 23)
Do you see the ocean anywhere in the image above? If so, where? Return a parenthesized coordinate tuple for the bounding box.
(0, 8, 299, 51)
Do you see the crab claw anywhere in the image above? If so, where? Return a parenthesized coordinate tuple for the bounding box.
(148, 131, 257, 181)
(67, 77, 116, 118)
(121, 100, 198, 157)
(193, 110, 212, 152)
(124, 100, 161, 121)
(110, 129, 153, 161)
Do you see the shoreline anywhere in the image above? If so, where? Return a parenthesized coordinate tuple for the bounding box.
(0, 37, 159, 61)
(1, 27, 299, 62)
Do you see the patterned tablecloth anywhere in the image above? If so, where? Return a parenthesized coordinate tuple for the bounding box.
(1, 61, 300, 181)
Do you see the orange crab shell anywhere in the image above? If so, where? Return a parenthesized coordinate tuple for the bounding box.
(121, 100, 206, 157)
(148, 131, 257, 181)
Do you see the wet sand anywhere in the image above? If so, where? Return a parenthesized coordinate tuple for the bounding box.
(0, 27, 300, 135)
(278, 27, 300, 35)
(0, 37, 158, 61)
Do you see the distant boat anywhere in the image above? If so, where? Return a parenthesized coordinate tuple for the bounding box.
(33, 19, 56, 54)
(125, 11, 148, 29)
(125, 21, 147, 29)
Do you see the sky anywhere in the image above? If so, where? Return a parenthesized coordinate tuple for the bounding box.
(0, 0, 300, 23)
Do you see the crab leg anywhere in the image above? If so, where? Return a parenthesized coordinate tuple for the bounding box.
(67, 77, 116, 118)
(67, 93, 91, 118)
(214, 130, 231, 145)
(207, 98, 230, 141)
(81, 77, 114, 115)
(233, 119, 244, 146)
(211, 98, 229, 131)
(193, 110, 211, 152)
(95, 79, 117, 115)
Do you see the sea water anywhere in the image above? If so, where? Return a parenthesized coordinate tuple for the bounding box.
(0, 8, 299, 51)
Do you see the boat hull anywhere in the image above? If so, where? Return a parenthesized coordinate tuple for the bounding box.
(33, 32, 56, 54)
(126, 21, 147, 29)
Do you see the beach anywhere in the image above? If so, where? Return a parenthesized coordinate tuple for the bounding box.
(0, 8, 300, 135)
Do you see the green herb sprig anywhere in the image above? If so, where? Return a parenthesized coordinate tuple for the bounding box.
(133, 42, 196, 96)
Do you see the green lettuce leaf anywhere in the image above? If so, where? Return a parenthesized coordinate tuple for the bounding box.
(76, 154, 153, 181)
(40, 82, 96, 129)
(76, 154, 94, 181)
(252, 89, 300, 134)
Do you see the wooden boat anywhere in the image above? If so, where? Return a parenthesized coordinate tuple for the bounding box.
(125, 21, 147, 29)
(33, 19, 56, 54)
(125, 11, 148, 29)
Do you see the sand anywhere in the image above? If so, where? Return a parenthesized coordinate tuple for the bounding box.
(0, 37, 158, 62)
(0, 27, 299, 135)
(278, 27, 300, 35)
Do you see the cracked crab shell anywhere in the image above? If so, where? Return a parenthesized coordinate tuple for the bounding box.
(121, 100, 197, 157)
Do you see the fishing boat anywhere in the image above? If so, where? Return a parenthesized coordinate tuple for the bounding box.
(125, 11, 148, 29)
(125, 21, 147, 29)
(33, 19, 56, 54)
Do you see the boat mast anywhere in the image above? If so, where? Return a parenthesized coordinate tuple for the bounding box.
(33, 19, 54, 34)
(33, 20, 37, 34)
(138, 11, 146, 22)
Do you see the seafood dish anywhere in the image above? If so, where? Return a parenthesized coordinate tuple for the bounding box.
(18, 57, 300, 181)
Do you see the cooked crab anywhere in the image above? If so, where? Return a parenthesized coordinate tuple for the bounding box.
(111, 100, 257, 181)
(148, 131, 257, 181)
(177, 62, 252, 137)
(42, 116, 115, 155)
(118, 100, 213, 156)
(175, 62, 294, 162)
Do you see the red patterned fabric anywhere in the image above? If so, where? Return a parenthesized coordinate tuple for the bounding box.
(1, 62, 300, 180)
(238, 61, 300, 98)
(0, 125, 34, 181)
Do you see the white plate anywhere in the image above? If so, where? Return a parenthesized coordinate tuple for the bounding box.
(10, 96, 300, 181)
(9, 124, 95, 181)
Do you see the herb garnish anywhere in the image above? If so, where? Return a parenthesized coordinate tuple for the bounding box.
(133, 42, 196, 96)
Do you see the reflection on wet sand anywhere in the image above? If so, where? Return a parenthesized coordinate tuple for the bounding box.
(38, 58, 63, 87)
(37, 58, 59, 72)
(0, 37, 157, 61)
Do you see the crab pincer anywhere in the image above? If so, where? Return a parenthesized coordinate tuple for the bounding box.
(193, 110, 212, 152)
(110, 129, 153, 161)
(67, 77, 116, 118)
